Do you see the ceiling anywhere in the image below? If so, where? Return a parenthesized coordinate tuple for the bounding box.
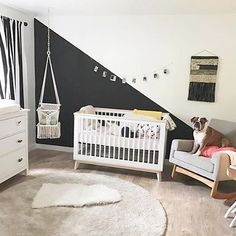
(1, 0, 236, 16)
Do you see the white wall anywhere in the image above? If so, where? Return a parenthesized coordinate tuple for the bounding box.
(37, 14, 236, 125)
(0, 4, 35, 149)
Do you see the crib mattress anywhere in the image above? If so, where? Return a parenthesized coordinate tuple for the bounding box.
(78, 130, 160, 150)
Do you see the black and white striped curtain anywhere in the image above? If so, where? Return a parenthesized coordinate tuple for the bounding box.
(0, 16, 24, 107)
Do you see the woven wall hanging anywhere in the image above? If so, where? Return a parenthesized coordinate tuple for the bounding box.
(188, 56, 218, 102)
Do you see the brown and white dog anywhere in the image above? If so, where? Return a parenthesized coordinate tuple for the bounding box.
(190, 117, 230, 156)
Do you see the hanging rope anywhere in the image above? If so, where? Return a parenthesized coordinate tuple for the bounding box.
(47, 26, 50, 55)
(47, 9, 51, 56)
(36, 9, 61, 139)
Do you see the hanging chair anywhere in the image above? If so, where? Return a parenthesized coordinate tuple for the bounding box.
(37, 27, 61, 139)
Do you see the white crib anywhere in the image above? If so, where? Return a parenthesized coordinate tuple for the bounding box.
(73, 107, 168, 181)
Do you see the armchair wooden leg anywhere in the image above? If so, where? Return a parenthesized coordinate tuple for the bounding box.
(225, 196, 236, 205)
(210, 181, 236, 200)
(210, 181, 219, 198)
(171, 165, 177, 179)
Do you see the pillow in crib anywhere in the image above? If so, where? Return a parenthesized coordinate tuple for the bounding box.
(136, 124, 160, 139)
(121, 113, 156, 133)
(123, 112, 157, 122)
(133, 109, 162, 120)
(122, 113, 160, 139)
(79, 105, 97, 129)
(79, 105, 96, 115)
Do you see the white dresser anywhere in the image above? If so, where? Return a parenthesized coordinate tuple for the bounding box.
(0, 109, 29, 184)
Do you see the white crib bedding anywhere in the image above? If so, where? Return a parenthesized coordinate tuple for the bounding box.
(78, 129, 160, 150)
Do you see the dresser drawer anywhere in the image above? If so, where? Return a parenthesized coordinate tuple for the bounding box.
(0, 132, 26, 157)
(0, 116, 25, 139)
(0, 148, 26, 183)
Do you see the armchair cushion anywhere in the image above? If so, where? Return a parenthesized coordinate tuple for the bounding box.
(174, 151, 214, 173)
(169, 139, 194, 162)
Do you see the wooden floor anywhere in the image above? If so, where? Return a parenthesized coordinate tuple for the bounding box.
(14, 149, 236, 235)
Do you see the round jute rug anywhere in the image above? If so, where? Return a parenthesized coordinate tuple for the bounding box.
(0, 170, 167, 236)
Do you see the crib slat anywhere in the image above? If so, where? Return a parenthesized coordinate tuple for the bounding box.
(94, 119, 98, 157)
(85, 118, 88, 156)
(142, 125, 146, 163)
(128, 122, 131, 161)
(89, 118, 93, 157)
(122, 121, 126, 161)
(137, 125, 141, 162)
(118, 120, 121, 160)
(153, 125, 158, 164)
(132, 123, 135, 162)
(147, 127, 151, 164)
(80, 117, 84, 155)
(108, 120, 111, 159)
(113, 121, 116, 159)
(104, 119, 106, 158)
(99, 119, 102, 158)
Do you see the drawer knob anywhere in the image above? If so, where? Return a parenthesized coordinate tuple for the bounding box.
(18, 158, 23, 162)
(17, 139, 23, 143)
(17, 121, 22, 125)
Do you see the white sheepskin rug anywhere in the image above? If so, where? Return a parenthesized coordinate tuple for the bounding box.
(32, 183, 122, 208)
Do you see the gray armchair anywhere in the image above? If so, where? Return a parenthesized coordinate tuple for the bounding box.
(169, 119, 236, 198)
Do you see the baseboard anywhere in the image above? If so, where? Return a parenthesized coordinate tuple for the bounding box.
(34, 143, 73, 153)
(29, 143, 36, 152)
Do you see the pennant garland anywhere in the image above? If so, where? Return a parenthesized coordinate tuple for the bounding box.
(93, 62, 172, 84)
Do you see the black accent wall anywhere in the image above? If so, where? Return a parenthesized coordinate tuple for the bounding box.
(35, 19, 192, 156)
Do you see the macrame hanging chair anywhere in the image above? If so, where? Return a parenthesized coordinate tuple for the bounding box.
(37, 26, 61, 139)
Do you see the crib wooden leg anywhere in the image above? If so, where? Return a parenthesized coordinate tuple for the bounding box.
(157, 172, 162, 182)
(74, 160, 80, 170)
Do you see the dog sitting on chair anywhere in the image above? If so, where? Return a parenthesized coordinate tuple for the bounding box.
(190, 117, 231, 156)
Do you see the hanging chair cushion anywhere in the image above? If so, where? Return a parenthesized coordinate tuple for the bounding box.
(37, 103, 60, 125)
